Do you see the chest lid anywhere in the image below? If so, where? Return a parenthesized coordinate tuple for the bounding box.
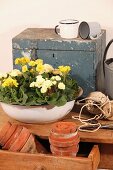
(12, 28, 105, 51)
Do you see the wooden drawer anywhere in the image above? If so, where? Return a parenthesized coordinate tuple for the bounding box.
(0, 143, 100, 170)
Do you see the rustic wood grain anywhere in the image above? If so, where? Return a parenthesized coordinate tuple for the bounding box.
(0, 106, 113, 144)
(0, 105, 113, 169)
(88, 145, 100, 170)
(0, 145, 99, 170)
(0, 106, 102, 169)
(99, 143, 113, 169)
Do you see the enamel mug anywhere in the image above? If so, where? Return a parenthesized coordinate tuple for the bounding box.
(55, 19, 79, 39)
(79, 21, 101, 39)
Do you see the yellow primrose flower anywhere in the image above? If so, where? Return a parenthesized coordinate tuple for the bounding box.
(21, 57, 30, 65)
(35, 59, 43, 65)
(22, 65, 28, 73)
(28, 61, 36, 67)
(15, 57, 30, 65)
(58, 82, 65, 90)
(30, 68, 34, 73)
(2, 77, 18, 87)
(36, 64, 44, 74)
(15, 58, 21, 65)
(58, 66, 71, 74)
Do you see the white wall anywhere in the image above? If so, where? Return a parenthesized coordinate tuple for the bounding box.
(0, 0, 113, 72)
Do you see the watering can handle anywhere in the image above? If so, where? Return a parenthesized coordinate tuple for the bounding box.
(103, 39, 113, 76)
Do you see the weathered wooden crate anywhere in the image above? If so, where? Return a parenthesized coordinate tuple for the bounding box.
(0, 108, 100, 170)
(12, 28, 106, 96)
(0, 144, 100, 170)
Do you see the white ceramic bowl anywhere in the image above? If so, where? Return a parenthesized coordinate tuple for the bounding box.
(0, 101, 75, 124)
(0, 87, 83, 124)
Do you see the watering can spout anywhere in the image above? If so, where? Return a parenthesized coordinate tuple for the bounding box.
(103, 39, 113, 99)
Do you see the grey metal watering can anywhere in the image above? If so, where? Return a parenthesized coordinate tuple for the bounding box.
(103, 39, 113, 99)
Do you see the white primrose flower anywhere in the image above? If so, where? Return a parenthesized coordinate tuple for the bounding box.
(51, 76, 61, 81)
(36, 75, 45, 88)
(40, 86, 47, 93)
(51, 76, 56, 80)
(36, 75, 44, 81)
(55, 75, 61, 81)
(42, 80, 53, 88)
(52, 81, 57, 85)
(9, 69, 22, 77)
(58, 82, 65, 90)
(30, 81, 44, 88)
(0, 73, 7, 79)
(30, 82, 36, 87)
(40, 79, 54, 93)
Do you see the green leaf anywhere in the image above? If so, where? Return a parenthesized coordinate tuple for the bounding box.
(47, 92, 59, 106)
(56, 95, 67, 106)
(19, 86, 28, 104)
(36, 88, 42, 97)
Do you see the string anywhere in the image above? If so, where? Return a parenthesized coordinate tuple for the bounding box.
(76, 96, 112, 119)
(72, 95, 112, 132)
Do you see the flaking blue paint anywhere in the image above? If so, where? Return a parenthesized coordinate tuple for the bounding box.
(12, 28, 106, 96)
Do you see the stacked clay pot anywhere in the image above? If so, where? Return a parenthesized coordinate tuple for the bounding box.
(0, 122, 47, 154)
(49, 122, 80, 157)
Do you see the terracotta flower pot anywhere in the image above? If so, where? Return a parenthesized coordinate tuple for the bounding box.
(0, 122, 11, 142)
(49, 135, 80, 147)
(49, 121, 80, 156)
(0, 124, 18, 146)
(50, 144, 79, 156)
(9, 127, 31, 152)
(3, 126, 23, 150)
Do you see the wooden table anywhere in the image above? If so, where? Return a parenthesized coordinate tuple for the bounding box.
(0, 105, 113, 169)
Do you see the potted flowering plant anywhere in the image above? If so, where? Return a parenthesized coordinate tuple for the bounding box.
(0, 57, 79, 106)
(0, 57, 81, 123)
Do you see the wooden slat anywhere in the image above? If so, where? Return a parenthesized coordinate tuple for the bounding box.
(0, 145, 99, 170)
(88, 145, 100, 170)
(0, 106, 113, 144)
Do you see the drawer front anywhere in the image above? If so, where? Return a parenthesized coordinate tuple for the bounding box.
(0, 145, 100, 170)
(12, 48, 101, 96)
(38, 50, 95, 96)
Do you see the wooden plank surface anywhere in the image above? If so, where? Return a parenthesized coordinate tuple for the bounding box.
(0, 106, 113, 144)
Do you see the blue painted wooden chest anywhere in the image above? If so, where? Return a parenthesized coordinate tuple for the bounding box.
(12, 28, 106, 96)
